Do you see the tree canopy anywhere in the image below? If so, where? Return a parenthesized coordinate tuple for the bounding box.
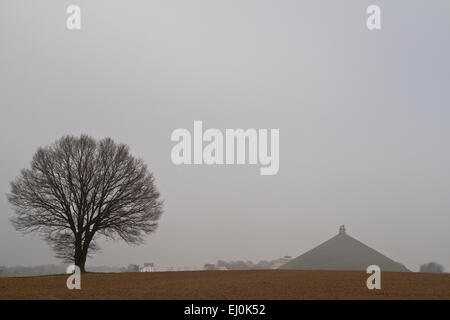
(8, 135, 163, 272)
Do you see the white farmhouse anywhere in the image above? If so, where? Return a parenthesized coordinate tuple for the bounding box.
(139, 263, 155, 272)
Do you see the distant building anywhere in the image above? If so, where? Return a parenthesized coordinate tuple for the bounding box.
(271, 256, 292, 269)
(140, 263, 155, 272)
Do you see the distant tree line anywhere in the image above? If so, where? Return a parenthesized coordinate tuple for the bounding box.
(215, 257, 291, 270)
(126, 264, 140, 272)
(0, 264, 127, 276)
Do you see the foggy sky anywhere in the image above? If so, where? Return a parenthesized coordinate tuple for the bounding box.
(1, 0, 449, 272)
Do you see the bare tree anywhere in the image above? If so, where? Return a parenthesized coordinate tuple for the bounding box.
(7, 135, 163, 272)
(419, 262, 445, 273)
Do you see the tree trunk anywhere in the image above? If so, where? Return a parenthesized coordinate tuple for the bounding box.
(74, 250, 87, 273)
(78, 255, 87, 273)
(74, 234, 87, 273)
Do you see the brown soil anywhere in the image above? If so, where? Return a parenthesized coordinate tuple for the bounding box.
(0, 270, 448, 300)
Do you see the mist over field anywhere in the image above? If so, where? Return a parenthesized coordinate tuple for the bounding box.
(1, 1, 449, 273)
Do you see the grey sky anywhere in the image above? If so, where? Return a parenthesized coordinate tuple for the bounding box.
(1, 1, 449, 272)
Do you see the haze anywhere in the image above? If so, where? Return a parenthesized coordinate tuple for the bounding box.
(1, 0, 449, 272)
